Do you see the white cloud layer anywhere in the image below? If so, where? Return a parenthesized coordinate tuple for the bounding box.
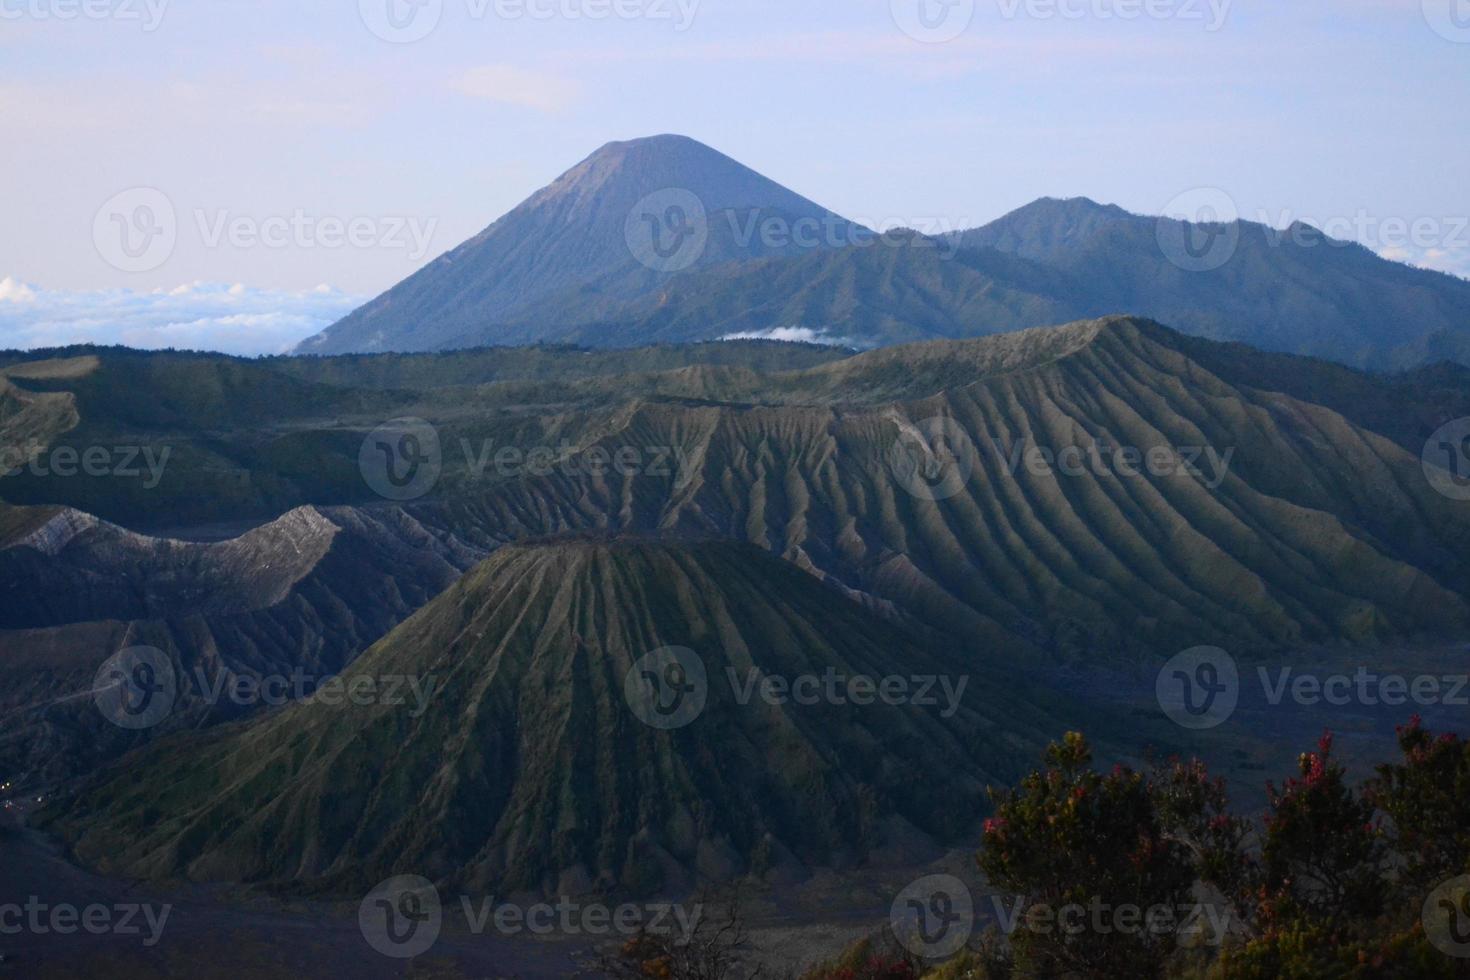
(0, 278, 362, 356)
(718, 326, 864, 348)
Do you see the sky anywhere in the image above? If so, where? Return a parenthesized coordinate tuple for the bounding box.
(1, 0, 1467, 354)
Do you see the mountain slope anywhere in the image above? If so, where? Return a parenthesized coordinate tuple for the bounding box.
(419, 318, 1470, 657)
(11, 318, 1470, 666)
(9, 318, 1470, 794)
(0, 504, 484, 786)
(296, 135, 1470, 367)
(531, 232, 1085, 349)
(46, 538, 1061, 896)
(955, 197, 1470, 369)
(298, 135, 858, 354)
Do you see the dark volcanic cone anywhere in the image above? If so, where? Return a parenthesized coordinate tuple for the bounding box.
(45, 538, 1055, 896)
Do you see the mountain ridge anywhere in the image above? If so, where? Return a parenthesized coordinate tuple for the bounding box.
(293, 137, 1470, 369)
(43, 536, 1064, 896)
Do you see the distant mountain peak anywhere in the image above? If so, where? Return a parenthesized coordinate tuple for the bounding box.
(530, 132, 833, 218)
(1025, 195, 1135, 216)
(588, 132, 710, 155)
(296, 135, 853, 356)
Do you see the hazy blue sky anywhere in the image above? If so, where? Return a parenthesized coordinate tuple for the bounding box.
(2, 0, 1467, 352)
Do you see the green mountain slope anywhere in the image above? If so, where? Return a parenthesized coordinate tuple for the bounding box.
(423, 318, 1470, 657)
(0, 505, 483, 786)
(45, 538, 1060, 896)
(955, 197, 1470, 369)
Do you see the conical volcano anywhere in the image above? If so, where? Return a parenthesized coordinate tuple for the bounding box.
(298, 135, 857, 354)
(47, 538, 1056, 896)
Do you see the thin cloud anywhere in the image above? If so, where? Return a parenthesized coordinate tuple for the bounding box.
(451, 65, 580, 113)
